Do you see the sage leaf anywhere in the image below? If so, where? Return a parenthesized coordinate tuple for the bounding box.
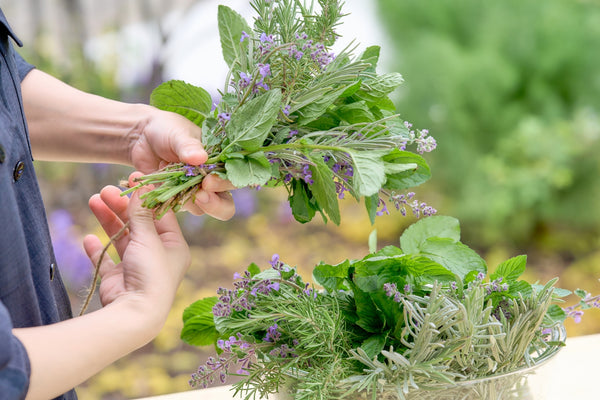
(349, 151, 386, 197)
(360, 334, 387, 359)
(383, 149, 431, 190)
(150, 80, 212, 126)
(225, 152, 272, 187)
(400, 215, 461, 255)
(218, 5, 251, 67)
(296, 83, 353, 125)
(355, 72, 404, 104)
(308, 155, 341, 225)
(227, 89, 283, 151)
(289, 179, 318, 223)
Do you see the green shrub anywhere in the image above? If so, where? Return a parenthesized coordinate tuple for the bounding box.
(377, 0, 600, 248)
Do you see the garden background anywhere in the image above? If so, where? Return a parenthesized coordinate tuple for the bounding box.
(2, 0, 600, 398)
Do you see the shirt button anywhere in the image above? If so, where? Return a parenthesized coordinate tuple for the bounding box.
(49, 263, 56, 281)
(0, 144, 5, 163)
(13, 161, 25, 181)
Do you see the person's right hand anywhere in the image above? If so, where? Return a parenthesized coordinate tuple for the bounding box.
(82, 172, 191, 328)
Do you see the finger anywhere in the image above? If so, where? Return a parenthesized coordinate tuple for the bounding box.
(201, 174, 237, 192)
(88, 193, 130, 257)
(192, 190, 236, 221)
(99, 185, 129, 223)
(83, 234, 118, 278)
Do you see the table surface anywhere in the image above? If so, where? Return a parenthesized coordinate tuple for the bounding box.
(134, 333, 600, 400)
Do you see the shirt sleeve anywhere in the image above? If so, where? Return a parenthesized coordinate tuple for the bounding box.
(0, 302, 30, 399)
(13, 50, 35, 82)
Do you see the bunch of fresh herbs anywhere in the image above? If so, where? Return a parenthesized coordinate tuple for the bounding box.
(181, 216, 593, 399)
(121, 0, 436, 224)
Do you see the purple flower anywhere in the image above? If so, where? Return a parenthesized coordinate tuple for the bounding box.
(239, 72, 252, 89)
(258, 63, 271, 78)
(240, 31, 250, 42)
(218, 112, 231, 126)
(264, 323, 281, 342)
(282, 105, 291, 116)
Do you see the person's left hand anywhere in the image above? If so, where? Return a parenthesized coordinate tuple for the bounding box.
(127, 106, 236, 220)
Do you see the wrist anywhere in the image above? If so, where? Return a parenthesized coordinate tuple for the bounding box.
(106, 293, 172, 343)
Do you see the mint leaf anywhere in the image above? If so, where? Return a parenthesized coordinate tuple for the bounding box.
(360, 334, 387, 359)
(313, 259, 350, 293)
(308, 155, 341, 225)
(418, 238, 487, 280)
(218, 5, 251, 67)
(400, 215, 461, 254)
(150, 80, 212, 126)
(227, 89, 283, 151)
(493, 255, 527, 283)
(546, 304, 567, 323)
(382, 150, 431, 190)
(350, 151, 386, 197)
(181, 297, 219, 346)
(225, 152, 272, 187)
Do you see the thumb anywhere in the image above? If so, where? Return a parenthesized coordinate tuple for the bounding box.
(126, 179, 159, 241)
(174, 136, 207, 166)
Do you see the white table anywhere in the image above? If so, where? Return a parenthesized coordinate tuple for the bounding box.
(135, 333, 600, 399)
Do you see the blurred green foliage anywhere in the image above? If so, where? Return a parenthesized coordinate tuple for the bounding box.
(377, 0, 600, 249)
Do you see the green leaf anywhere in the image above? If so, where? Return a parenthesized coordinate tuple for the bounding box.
(333, 101, 376, 124)
(247, 263, 261, 277)
(296, 83, 353, 125)
(349, 151, 386, 197)
(382, 150, 431, 190)
(181, 297, 219, 346)
(289, 179, 318, 223)
(355, 72, 404, 104)
(150, 80, 212, 126)
(308, 155, 341, 225)
(313, 259, 351, 293)
(360, 46, 381, 72)
(400, 215, 461, 255)
(507, 280, 533, 298)
(218, 5, 251, 67)
(227, 89, 283, 151)
(359, 334, 387, 359)
(368, 229, 378, 254)
(348, 280, 384, 333)
(492, 255, 527, 283)
(364, 193, 379, 225)
(225, 152, 272, 187)
(546, 304, 567, 323)
(575, 288, 588, 299)
(418, 238, 487, 280)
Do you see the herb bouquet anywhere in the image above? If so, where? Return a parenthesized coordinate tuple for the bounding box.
(180, 216, 591, 400)
(121, 0, 436, 223)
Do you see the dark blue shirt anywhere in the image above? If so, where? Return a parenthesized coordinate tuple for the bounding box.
(0, 9, 77, 400)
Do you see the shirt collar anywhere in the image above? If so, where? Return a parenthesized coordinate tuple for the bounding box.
(0, 8, 23, 47)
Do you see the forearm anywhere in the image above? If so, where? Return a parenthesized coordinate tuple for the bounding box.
(21, 69, 152, 165)
(13, 298, 165, 400)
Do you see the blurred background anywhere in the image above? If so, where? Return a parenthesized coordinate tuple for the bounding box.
(2, 0, 600, 398)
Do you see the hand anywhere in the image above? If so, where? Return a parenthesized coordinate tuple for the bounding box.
(128, 106, 236, 220)
(83, 173, 190, 322)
